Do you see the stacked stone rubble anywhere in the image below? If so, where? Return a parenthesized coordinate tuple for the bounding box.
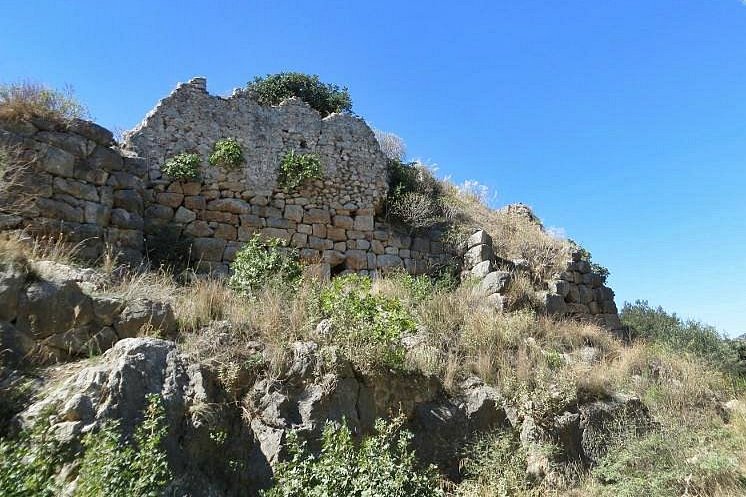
(461, 230, 511, 310)
(0, 118, 147, 261)
(461, 228, 624, 335)
(543, 252, 624, 335)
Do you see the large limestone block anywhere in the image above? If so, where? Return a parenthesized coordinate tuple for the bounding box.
(464, 243, 493, 270)
(466, 230, 492, 251)
(16, 280, 94, 339)
(114, 299, 176, 339)
(480, 271, 511, 295)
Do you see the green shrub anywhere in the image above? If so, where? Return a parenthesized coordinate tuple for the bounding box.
(620, 300, 739, 373)
(0, 81, 88, 123)
(319, 274, 414, 370)
(247, 72, 352, 117)
(277, 150, 323, 190)
(162, 153, 201, 181)
(229, 234, 302, 294)
(75, 393, 171, 497)
(262, 417, 443, 497)
(0, 413, 64, 497)
(209, 138, 245, 170)
(456, 432, 535, 497)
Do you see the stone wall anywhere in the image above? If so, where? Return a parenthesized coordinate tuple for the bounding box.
(0, 117, 147, 262)
(460, 229, 624, 335)
(544, 254, 625, 336)
(122, 77, 454, 274)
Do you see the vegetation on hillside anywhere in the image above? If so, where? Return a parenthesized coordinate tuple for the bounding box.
(1, 81, 744, 497)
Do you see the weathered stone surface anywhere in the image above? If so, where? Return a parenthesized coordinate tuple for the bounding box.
(344, 249, 367, 270)
(207, 198, 250, 214)
(156, 192, 184, 208)
(88, 145, 123, 171)
(39, 144, 75, 177)
(191, 237, 227, 262)
(110, 208, 144, 230)
(466, 230, 492, 250)
(464, 243, 493, 270)
(68, 119, 114, 145)
(113, 189, 143, 213)
(470, 260, 492, 279)
(377, 254, 404, 269)
(480, 271, 511, 295)
(16, 280, 94, 339)
(0, 264, 26, 321)
(544, 293, 568, 315)
(173, 206, 197, 224)
(114, 299, 176, 339)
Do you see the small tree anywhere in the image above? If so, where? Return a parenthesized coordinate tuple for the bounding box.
(277, 150, 323, 190)
(247, 72, 352, 117)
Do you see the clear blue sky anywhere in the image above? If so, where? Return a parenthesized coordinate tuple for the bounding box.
(2, 1, 745, 335)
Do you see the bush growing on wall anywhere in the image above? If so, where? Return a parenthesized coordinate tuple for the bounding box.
(263, 416, 443, 497)
(385, 159, 455, 233)
(247, 72, 352, 117)
(209, 138, 245, 170)
(229, 234, 302, 294)
(0, 81, 88, 123)
(277, 150, 323, 190)
(162, 152, 201, 181)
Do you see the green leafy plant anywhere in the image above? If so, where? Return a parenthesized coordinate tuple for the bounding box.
(162, 152, 201, 181)
(0, 413, 64, 497)
(74, 393, 171, 497)
(209, 138, 245, 170)
(0, 81, 88, 123)
(247, 72, 352, 117)
(318, 274, 415, 370)
(592, 424, 745, 497)
(262, 417, 443, 497)
(277, 150, 323, 190)
(229, 234, 302, 294)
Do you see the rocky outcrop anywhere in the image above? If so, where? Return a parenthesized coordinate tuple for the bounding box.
(15, 334, 650, 495)
(0, 261, 175, 365)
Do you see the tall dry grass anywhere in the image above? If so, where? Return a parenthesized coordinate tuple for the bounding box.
(0, 81, 88, 123)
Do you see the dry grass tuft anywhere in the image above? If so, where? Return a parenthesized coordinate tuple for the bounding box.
(0, 81, 88, 123)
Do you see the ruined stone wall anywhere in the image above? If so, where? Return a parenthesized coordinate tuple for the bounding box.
(0, 118, 147, 262)
(122, 77, 454, 274)
(461, 229, 624, 335)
